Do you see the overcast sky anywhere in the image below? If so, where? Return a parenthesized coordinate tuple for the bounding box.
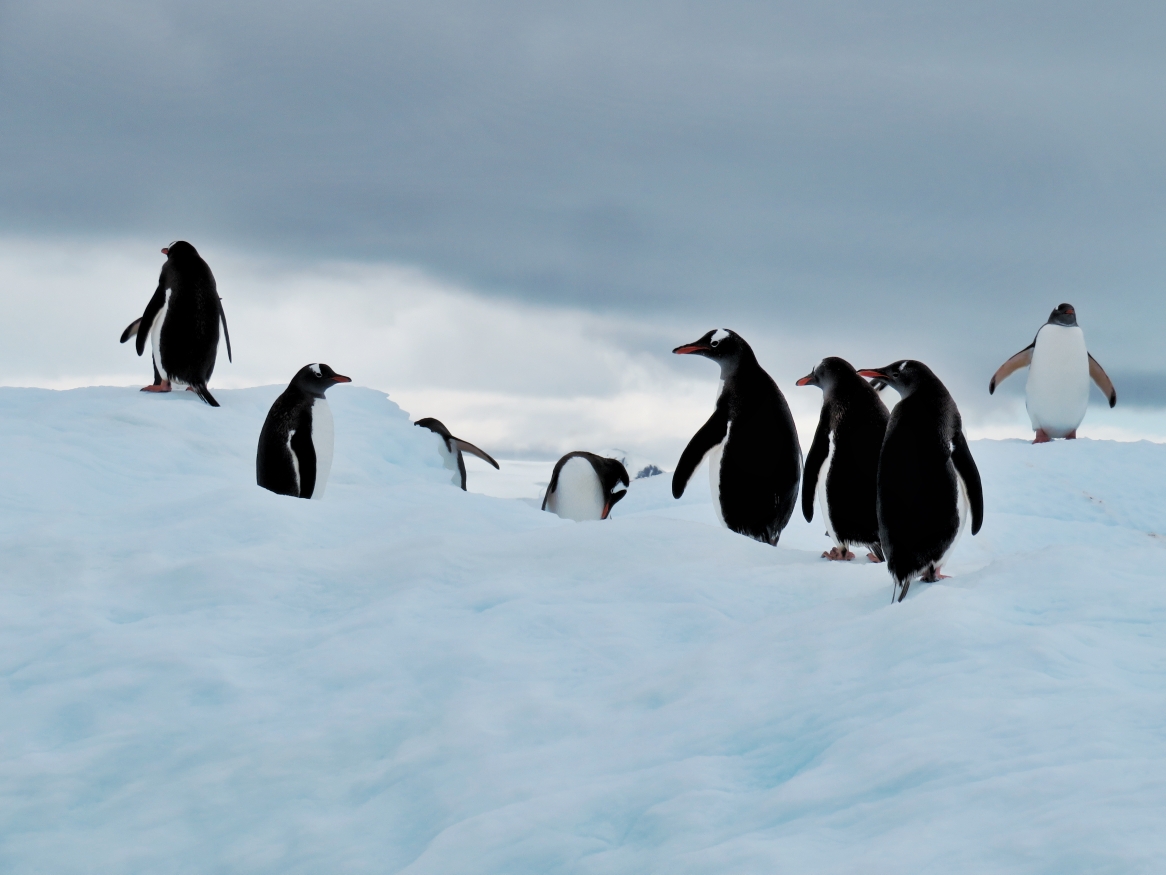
(2, 1, 1165, 459)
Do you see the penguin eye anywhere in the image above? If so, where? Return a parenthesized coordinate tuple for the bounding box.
(711, 340, 719, 347)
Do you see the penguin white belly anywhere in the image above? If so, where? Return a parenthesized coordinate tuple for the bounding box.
(1026, 325, 1089, 437)
(434, 438, 461, 487)
(310, 398, 334, 499)
(547, 457, 605, 521)
(816, 431, 839, 546)
(150, 289, 174, 382)
(936, 471, 970, 573)
(706, 426, 728, 528)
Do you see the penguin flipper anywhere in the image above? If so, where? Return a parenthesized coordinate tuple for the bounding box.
(457, 451, 468, 491)
(988, 344, 1033, 394)
(135, 285, 167, 357)
(120, 318, 142, 343)
(672, 405, 729, 499)
(218, 297, 233, 363)
(951, 430, 984, 535)
(191, 384, 220, 408)
(453, 438, 499, 470)
(1088, 354, 1116, 408)
(802, 411, 831, 522)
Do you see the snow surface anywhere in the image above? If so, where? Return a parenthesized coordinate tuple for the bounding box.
(2, 385, 1166, 873)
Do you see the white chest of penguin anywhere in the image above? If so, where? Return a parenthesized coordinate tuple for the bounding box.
(547, 456, 607, 522)
(150, 288, 173, 381)
(310, 397, 334, 498)
(1027, 325, 1089, 433)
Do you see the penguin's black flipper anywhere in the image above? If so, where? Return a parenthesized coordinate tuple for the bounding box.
(951, 431, 984, 535)
(1088, 354, 1116, 408)
(802, 411, 831, 523)
(290, 408, 317, 498)
(989, 343, 1034, 394)
(191, 384, 221, 408)
(134, 285, 167, 357)
(456, 451, 468, 490)
(672, 404, 729, 499)
(218, 297, 233, 363)
(120, 318, 142, 343)
(453, 439, 499, 469)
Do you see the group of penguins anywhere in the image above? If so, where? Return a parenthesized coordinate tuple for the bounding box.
(122, 243, 1119, 602)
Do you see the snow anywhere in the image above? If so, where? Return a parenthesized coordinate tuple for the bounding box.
(2, 385, 1165, 873)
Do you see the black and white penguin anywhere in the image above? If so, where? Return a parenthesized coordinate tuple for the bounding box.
(256, 364, 351, 499)
(414, 417, 500, 490)
(541, 452, 629, 521)
(989, 303, 1116, 443)
(857, 361, 984, 602)
(119, 241, 232, 406)
(796, 356, 890, 562)
(672, 329, 802, 545)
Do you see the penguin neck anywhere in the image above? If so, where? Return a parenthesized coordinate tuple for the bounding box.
(716, 348, 757, 382)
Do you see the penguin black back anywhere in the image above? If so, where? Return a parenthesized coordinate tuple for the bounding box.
(797, 356, 889, 559)
(257, 364, 351, 499)
(672, 329, 801, 545)
(858, 360, 983, 599)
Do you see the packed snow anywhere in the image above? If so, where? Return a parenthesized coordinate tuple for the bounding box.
(1, 385, 1165, 873)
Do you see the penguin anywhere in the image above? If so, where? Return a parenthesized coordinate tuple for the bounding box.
(796, 356, 890, 562)
(256, 364, 351, 499)
(119, 241, 232, 406)
(541, 452, 629, 521)
(989, 303, 1116, 443)
(856, 361, 984, 602)
(414, 417, 500, 490)
(672, 329, 802, 545)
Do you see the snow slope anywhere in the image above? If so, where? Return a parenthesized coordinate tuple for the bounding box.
(1, 386, 1165, 873)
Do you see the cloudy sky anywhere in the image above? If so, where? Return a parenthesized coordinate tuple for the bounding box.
(3, 1, 1165, 461)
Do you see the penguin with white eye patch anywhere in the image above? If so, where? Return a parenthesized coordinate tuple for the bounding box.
(542, 452, 630, 521)
(256, 364, 352, 499)
(989, 303, 1116, 443)
(415, 417, 500, 490)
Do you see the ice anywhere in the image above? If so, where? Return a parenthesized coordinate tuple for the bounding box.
(1, 386, 1165, 872)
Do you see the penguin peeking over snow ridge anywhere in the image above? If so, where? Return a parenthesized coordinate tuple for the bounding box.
(989, 303, 1116, 443)
(857, 360, 983, 602)
(797, 357, 889, 562)
(672, 329, 802, 545)
(542, 452, 629, 521)
(415, 417, 500, 491)
(256, 364, 351, 499)
(119, 241, 232, 407)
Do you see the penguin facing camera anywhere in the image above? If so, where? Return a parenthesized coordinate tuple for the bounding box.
(857, 361, 983, 602)
(415, 417, 500, 490)
(672, 329, 802, 545)
(797, 357, 889, 562)
(256, 364, 351, 499)
(119, 241, 232, 407)
(542, 452, 629, 521)
(989, 303, 1116, 443)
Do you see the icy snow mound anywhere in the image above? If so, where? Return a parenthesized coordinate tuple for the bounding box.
(1, 387, 1165, 874)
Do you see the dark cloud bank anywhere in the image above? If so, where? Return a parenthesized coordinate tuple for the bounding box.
(2, 1, 1165, 403)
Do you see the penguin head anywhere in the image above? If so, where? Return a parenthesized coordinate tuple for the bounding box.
(595, 457, 631, 519)
(673, 329, 751, 375)
(796, 356, 854, 392)
(161, 240, 198, 261)
(292, 363, 352, 398)
(857, 360, 937, 398)
(1047, 303, 1078, 326)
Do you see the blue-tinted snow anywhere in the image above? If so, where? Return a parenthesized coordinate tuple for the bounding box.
(1, 386, 1164, 873)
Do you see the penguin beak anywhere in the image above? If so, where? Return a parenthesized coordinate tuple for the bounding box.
(331, 374, 352, 383)
(857, 369, 888, 380)
(602, 488, 628, 519)
(795, 373, 817, 386)
(673, 343, 710, 355)
(161, 247, 169, 255)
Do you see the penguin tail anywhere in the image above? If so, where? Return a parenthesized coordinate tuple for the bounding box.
(192, 384, 220, 407)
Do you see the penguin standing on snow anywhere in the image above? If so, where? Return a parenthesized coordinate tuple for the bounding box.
(542, 452, 629, 521)
(856, 361, 983, 602)
(119, 241, 232, 406)
(256, 364, 351, 499)
(415, 417, 500, 490)
(797, 357, 890, 562)
(989, 303, 1116, 443)
(672, 329, 801, 545)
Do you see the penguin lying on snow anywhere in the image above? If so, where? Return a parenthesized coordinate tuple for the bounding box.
(797, 357, 889, 562)
(120, 241, 232, 407)
(542, 452, 629, 521)
(415, 417, 499, 490)
(857, 361, 983, 602)
(672, 329, 801, 545)
(257, 364, 351, 499)
(989, 303, 1116, 443)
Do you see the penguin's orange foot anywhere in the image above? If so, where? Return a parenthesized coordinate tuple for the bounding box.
(1066, 429, 1077, 439)
(1033, 429, 1052, 443)
(141, 381, 172, 393)
(866, 552, 884, 563)
(822, 547, 855, 561)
